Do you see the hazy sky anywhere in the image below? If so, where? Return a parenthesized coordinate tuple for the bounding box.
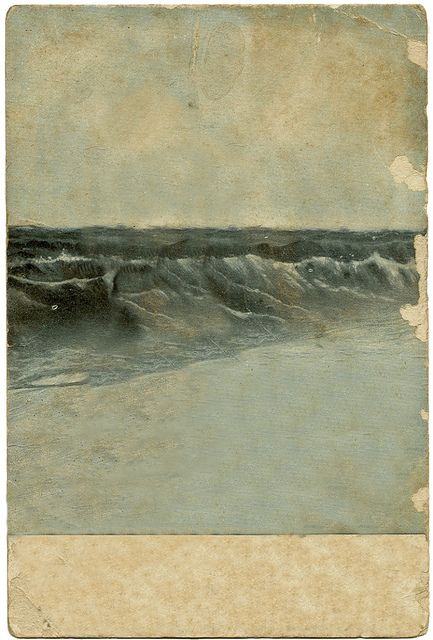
(7, 5, 427, 230)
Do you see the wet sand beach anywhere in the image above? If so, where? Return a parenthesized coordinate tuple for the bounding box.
(8, 320, 427, 534)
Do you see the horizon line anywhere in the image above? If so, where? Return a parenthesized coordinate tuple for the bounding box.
(7, 223, 426, 234)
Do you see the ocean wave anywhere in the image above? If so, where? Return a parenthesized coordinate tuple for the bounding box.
(8, 252, 418, 332)
(8, 227, 421, 388)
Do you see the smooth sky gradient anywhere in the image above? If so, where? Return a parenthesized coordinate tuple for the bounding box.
(6, 5, 427, 229)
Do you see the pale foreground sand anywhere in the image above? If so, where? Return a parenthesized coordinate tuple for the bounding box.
(8, 328, 427, 534)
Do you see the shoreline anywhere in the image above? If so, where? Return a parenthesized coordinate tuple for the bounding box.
(8, 332, 427, 535)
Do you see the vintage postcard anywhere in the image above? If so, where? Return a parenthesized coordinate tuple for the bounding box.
(6, 4, 428, 637)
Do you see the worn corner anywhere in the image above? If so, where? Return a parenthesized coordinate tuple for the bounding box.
(5, 5, 25, 27)
(412, 4, 428, 24)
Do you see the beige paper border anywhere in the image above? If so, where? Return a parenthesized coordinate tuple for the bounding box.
(8, 534, 428, 638)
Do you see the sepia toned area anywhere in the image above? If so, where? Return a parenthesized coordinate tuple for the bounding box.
(8, 534, 429, 638)
(6, 4, 429, 637)
(6, 5, 427, 230)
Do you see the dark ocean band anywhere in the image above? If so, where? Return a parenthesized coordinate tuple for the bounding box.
(8, 226, 420, 264)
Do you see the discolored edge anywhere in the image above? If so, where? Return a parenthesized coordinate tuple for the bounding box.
(8, 534, 429, 638)
(401, 234, 428, 342)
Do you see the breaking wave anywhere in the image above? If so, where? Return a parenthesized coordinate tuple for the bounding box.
(7, 227, 420, 388)
(8, 252, 418, 327)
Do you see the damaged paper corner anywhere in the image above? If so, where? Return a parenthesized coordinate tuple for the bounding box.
(407, 40, 427, 70)
(401, 234, 428, 342)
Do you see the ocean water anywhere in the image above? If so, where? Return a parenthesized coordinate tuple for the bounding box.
(7, 227, 428, 533)
(8, 226, 421, 388)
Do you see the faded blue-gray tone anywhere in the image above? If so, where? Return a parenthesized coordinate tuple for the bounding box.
(8, 227, 427, 533)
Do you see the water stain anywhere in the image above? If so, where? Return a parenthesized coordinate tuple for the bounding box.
(200, 22, 245, 101)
